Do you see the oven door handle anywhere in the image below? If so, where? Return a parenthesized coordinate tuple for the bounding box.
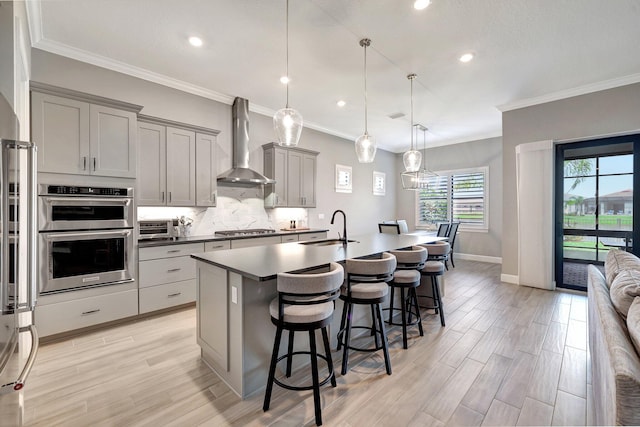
(42, 229, 133, 241)
(41, 196, 132, 206)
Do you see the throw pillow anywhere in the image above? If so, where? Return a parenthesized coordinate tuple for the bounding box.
(627, 297, 640, 356)
(610, 269, 640, 318)
(606, 249, 640, 289)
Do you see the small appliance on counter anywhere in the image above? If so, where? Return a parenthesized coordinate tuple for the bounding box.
(138, 219, 178, 241)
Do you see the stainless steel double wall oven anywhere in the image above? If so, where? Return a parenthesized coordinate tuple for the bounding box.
(38, 185, 134, 294)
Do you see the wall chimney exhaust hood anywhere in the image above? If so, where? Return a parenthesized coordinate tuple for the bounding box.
(217, 97, 275, 185)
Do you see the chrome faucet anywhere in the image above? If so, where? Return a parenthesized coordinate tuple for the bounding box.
(330, 209, 347, 243)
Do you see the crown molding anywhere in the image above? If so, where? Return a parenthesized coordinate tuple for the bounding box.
(497, 73, 640, 112)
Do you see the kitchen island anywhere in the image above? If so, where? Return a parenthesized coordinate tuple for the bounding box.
(191, 232, 444, 398)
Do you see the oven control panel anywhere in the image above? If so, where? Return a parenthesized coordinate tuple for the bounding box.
(42, 185, 133, 197)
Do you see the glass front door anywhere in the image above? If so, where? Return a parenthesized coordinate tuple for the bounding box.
(556, 135, 639, 290)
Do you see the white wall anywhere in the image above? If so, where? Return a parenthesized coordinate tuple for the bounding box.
(30, 49, 398, 237)
(502, 82, 640, 277)
(396, 136, 503, 260)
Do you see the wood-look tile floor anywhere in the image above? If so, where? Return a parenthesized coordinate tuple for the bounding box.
(24, 260, 593, 426)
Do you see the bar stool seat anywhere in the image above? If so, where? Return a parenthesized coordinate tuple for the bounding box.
(263, 262, 344, 426)
(422, 260, 445, 274)
(341, 282, 388, 299)
(387, 246, 427, 349)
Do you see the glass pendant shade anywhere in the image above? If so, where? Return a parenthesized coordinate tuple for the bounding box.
(355, 132, 376, 163)
(401, 170, 420, 190)
(403, 150, 422, 172)
(273, 107, 303, 147)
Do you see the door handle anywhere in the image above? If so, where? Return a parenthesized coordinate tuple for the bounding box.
(168, 292, 182, 297)
(0, 325, 39, 394)
(167, 268, 182, 273)
(169, 192, 172, 203)
(161, 191, 165, 203)
(83, 156, 87, 170)
(93, 157, 96, 171)
(81, 309, 101, 315)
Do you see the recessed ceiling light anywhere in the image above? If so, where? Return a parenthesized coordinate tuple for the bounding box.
(188, 36, 203, 47)
(459, 52, 474, 63)
(336, 100, 346, 107)
(280, 76, 290, 84)
(414, 0, 431, 10)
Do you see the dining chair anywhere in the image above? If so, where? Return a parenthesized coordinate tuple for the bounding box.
(378, 223, 401, 234)
(396, 219, 409, 234)
(436, 223, 450, 237)
(446, 222, 460, 268)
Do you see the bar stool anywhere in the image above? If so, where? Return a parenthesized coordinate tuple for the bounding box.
(337, 252, 397, 375)
(387, 246, 427, 349)
(263, 262, 344, 426)
(419, 241, 449, 327)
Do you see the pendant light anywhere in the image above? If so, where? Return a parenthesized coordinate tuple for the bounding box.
(355, 38, 377, 163)
(273, 0, 303, 147)
(402, 73, 422, 172)
(401, 123, 421, 190)
(416, 125, 438, 188)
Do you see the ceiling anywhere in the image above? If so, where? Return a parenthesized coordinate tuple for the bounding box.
(27, 0, 640, 153)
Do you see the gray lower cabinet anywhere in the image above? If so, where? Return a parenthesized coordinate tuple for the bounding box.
(35, 282, 139, 337)
(138, 242, 204, 313)
(263, 143, 318, 208)
(31, 84, 141, 178)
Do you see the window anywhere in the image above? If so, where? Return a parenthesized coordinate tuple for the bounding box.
(415, 167, 488, 231)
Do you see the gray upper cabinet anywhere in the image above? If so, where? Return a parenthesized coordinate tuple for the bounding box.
(263, 143, 318, 208)
(30, 84, 141, 178)
(137, 121, 167, 205)
(263, 145, 288, 208)
(195, 132, 218, 207)
(137, 115, 219, 207)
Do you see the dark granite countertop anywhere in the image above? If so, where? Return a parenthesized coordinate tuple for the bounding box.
(138, 228, 329, 248)
(191, 233, 445, 281)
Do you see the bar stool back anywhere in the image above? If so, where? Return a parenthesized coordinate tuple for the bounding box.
(387, 246, 427, 349)
(263, 262, 344, 426)
(337, 252, 396, 375)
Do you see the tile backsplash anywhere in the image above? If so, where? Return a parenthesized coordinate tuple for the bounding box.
(137, 184, 308, 236)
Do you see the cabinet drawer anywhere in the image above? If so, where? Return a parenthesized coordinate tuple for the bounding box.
(299, 232, 327, 242)
(139, 256, 196, 288)
(139, 242, 204, 261)
(35, 289, 138, 337)
(231, 235, 282, 249)
(204, 240, 231, 251)
(139, 279, 195, 314)
(281, 234, 299, 243)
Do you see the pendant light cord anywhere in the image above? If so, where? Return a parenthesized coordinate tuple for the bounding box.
(410, 76, 414, 150)
(285, 0, 290, 109)
(362, 39, 369, 134)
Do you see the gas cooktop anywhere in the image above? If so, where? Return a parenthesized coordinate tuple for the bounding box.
(214, 228, 276, 237)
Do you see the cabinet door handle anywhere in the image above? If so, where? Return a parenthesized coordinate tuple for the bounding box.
(167, 249, 181, 253)
(167, 292, 182, 298)
(275, 194, 279, 205)
(81, 309, 100, 316)
(167, 268, 182, 273)
(82, 156, 87, 170)
(161, 191, 165, 203)
(212, 193, 216, 205)
(209, 244, 225, 249)
(169, 192, 172, 203)
(93, 157, 96, 171)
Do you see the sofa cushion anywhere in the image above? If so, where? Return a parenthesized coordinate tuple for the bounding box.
(628, 297, 640, 357)
(606, 249, 640, 289)
(610, 270, 640, 318)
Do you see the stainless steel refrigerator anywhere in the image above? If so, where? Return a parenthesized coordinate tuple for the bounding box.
(0, 99, 39, 425)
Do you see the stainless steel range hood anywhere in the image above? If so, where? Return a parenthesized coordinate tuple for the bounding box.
(217, 97, 275, 185)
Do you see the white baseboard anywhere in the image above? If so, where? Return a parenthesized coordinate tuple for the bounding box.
(457, 253, 502, 264)
(500, 274, 519, 285)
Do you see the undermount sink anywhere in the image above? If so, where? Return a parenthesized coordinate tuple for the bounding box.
(299, 239, 358, 246)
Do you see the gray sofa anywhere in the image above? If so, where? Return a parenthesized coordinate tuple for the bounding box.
(588, 249, 640, 425)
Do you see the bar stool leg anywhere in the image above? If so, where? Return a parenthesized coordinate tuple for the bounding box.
(309, 330, 322, 426)
(388, 286, 395, 323)
(370, 305, 380, 347)
(286, 330, 295, 377)
(263, 324, 284, 411)
(341, 302, 354, 375)
(400, 287, 408, 349)
(337, 301, 347, 351)
(410, 288, 424, 336)
(321, 326, 337, 387)
(434, 276, 445, 326)
(375, 303, 392, 375)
